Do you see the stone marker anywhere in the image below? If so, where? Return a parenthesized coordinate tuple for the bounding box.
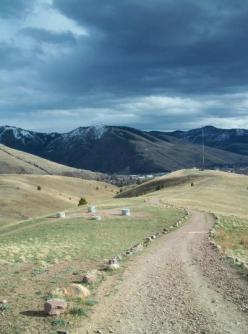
(106, 258, 120, 270)
(44, 299, 67, 316)
(57, 212, 65, 218)
(91, 215, 102, 221)
(121, 208, 130, 216)
(88, 206, 96, 213)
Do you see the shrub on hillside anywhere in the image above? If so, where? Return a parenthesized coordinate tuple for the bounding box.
(37, 185, 42, 191)
(78, 197, 87, 206)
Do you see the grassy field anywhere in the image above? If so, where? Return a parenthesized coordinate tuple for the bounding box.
(0, 198, 184, 333)
(0, 174, 117, 226)
(214, 216, 248, 264)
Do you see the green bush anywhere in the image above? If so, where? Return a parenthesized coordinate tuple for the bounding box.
(37, 185, 42, 191)
(78, 197, 87, 206)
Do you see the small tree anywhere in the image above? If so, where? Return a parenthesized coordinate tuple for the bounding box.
(37, 185, 42, 191)
(191, 182, 194, 187)
(78, 197, 87, 206)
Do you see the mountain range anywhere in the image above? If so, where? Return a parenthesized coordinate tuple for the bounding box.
(0, 125, 247, 174)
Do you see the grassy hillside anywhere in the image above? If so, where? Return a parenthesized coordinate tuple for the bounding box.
(0, 144, 104, 179)
(0, 174, 117, 226)
(118, 169, 248, 219)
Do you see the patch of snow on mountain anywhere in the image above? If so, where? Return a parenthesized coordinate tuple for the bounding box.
(0, 126, 34, 143)
(67, 126, 107, 141)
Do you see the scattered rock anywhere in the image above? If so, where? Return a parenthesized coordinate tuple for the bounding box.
(132, 243, 144, 253)
(106, 258, 120, 271)
(91, 215, 102, 221)
(82, 270, 98, 284)
(44, 299, 67, 316)
(65, 284, 90, 299)
(151, 235, 156, 240)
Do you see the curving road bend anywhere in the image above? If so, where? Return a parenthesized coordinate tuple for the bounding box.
(76, 211, 248, 334)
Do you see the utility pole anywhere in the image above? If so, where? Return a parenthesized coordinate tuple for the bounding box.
(202, 127, 205, 170)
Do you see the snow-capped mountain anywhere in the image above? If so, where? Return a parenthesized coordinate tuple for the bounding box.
(164, 126, 248, 156)
(0, 125, 248, 173)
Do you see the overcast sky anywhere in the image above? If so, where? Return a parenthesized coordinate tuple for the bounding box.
(0, 0, 248, 132)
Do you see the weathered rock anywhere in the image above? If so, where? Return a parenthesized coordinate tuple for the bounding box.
(106, 258, 120, 270)
(82, 270, 98, 284)
(65, 284, 90, 299)
(106, 262, 120, 270)
(44, 299, 67, 316)
(132, 244, 144, 253)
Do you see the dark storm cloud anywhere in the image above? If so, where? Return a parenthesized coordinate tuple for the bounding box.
(1, 0, 248, 131)
(0, 42, 31, 69)
(50, 0, 248, 95)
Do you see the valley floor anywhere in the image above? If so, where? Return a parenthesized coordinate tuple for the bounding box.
(75, 212, 248, 334)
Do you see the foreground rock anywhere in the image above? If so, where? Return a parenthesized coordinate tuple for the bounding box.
(106, 258, 120, 271)
(44, 299, 67, 316)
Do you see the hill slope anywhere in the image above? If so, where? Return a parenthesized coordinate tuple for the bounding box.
(118, 169, 248, 218)
(0, 174, 117, 226)
(0, 144, 103, 180)
(1, 125, 248, 173)
(163, 125, 248, 156)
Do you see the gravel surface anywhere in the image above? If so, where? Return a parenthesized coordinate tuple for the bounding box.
(74, 211, 248, 334)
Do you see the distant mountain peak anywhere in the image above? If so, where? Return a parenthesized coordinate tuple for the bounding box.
(0, 124, 248, 173)
(67, 125, 107, 140)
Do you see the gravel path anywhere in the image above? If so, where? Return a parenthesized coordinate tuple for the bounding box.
(75, 211, 248, 334)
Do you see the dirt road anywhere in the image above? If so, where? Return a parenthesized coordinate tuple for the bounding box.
(75, 212, 248, 334)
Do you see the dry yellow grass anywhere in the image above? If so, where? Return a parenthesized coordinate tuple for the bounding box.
(0, 144, 103, 179)
(0, 174, 117, 226)
(121, 169, 248, 219)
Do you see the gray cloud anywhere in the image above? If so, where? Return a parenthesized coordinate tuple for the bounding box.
(0, 0, 33, 18)
(0, 0, 248, 131)
(20, 27, 77, 46)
